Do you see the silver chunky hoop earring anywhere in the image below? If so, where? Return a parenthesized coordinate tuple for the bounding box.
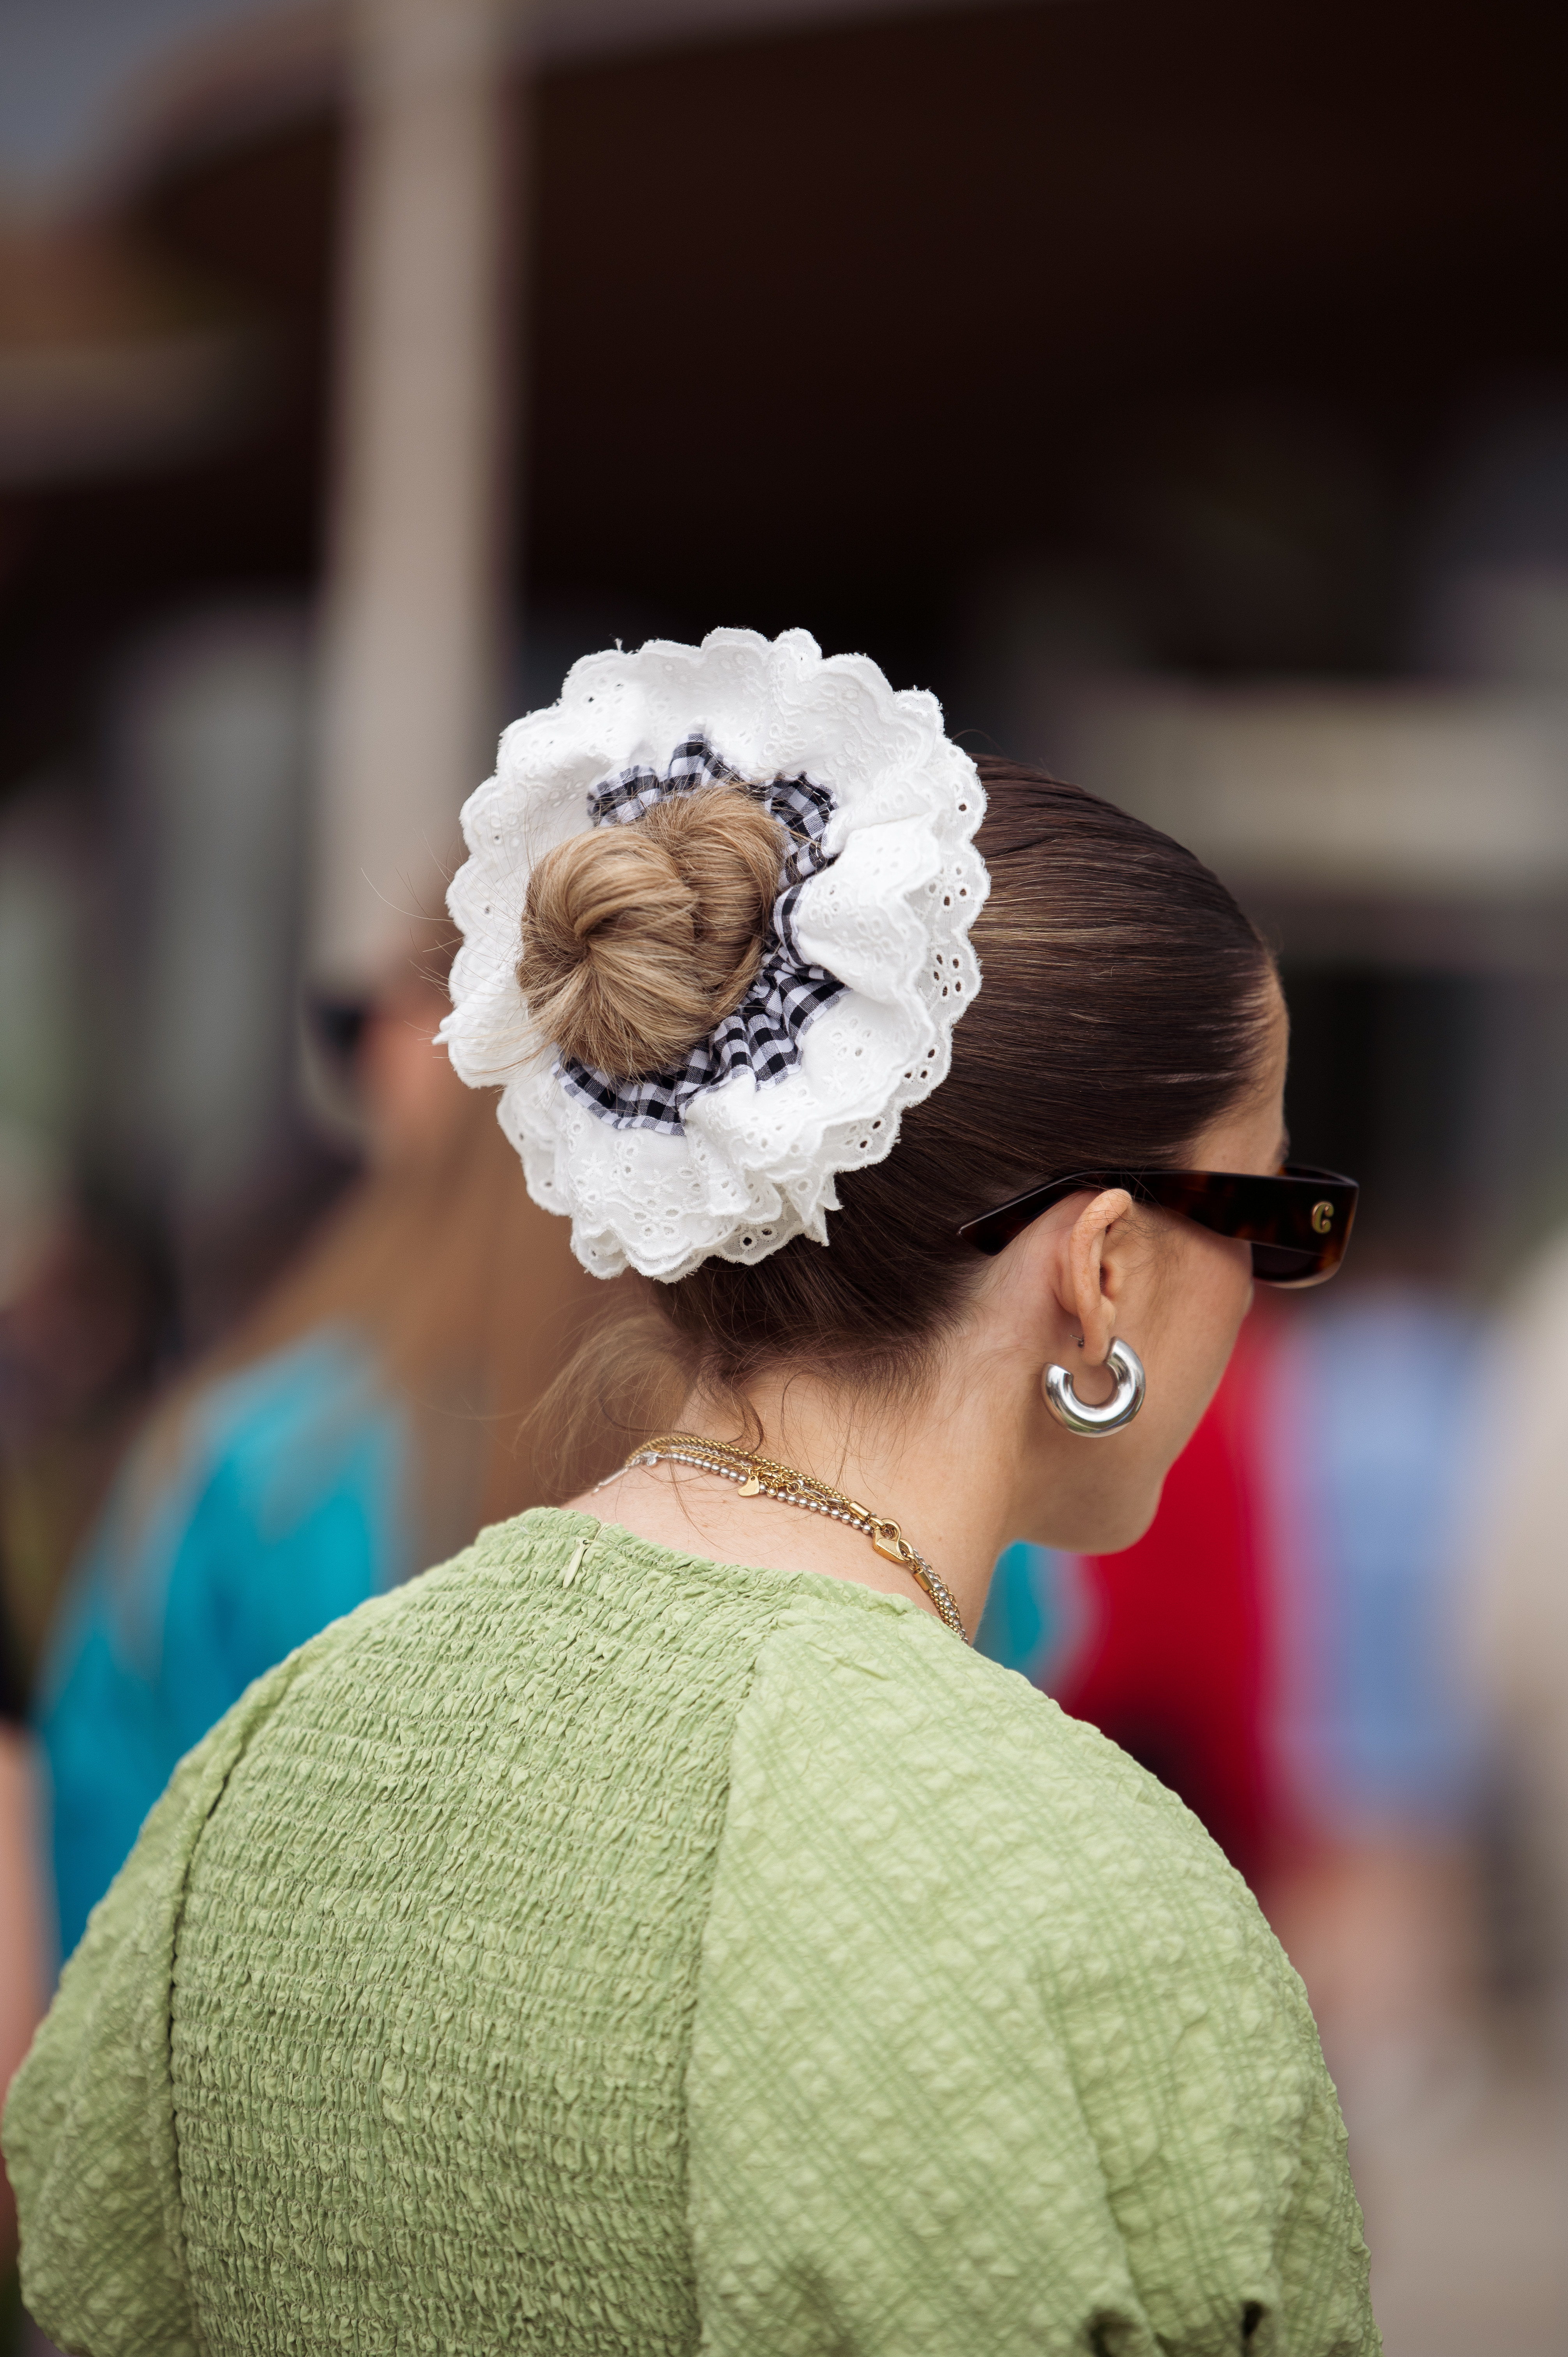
(1044, 1337, 1146, 1437)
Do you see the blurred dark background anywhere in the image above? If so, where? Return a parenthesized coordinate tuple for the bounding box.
(5, 0, 1568, 1314)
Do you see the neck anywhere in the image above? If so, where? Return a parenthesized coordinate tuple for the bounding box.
(584, 1358, 1023, 1641)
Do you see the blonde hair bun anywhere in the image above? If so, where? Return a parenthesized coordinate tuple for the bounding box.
(517, 786, 783, 1080)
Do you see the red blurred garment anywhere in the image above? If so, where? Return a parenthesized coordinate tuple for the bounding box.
(1052, 1318, 1284, 1888)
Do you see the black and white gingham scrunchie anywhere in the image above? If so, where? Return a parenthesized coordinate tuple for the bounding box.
(555, 734, 846, 1135)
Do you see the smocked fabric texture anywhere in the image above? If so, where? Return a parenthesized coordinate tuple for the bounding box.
(557, 733, 846, 1134)
(5, 1510, 1377, 2357)
(440, 629, 990, 1281)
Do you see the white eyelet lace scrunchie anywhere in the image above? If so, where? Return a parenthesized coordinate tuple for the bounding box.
(440, 627, 989, 1281)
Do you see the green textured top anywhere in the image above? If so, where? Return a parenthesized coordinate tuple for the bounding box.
(6, 1508, 1376, 2356)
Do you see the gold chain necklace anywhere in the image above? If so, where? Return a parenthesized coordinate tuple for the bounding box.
(622, 1432, 969, 1643)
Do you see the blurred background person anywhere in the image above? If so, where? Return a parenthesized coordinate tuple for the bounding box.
(1263, 1284, 1485, 2116)
(35, 950, 601, 1961)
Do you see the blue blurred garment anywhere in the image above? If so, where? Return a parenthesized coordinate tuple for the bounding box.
(37, 1328, 408, 1959)
(976, 1541, 1070, 1684)
(1268, 1290, 1484, 1836)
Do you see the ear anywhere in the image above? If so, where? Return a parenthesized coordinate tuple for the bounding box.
(1065, 1188, 1134, 1366)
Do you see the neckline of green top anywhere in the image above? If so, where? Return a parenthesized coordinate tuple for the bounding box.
(518, 1505, 941, 1633)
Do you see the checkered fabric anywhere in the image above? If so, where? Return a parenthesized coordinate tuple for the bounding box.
(557, 735, 846, 1134)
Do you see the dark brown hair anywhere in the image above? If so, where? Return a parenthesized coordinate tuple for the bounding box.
(535, 759, 1277, 1482)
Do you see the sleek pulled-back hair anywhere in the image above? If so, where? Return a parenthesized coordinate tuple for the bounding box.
(527, 758, 1277, 1476)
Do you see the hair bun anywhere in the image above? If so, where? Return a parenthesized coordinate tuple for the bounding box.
(517, 786, 783, 1079)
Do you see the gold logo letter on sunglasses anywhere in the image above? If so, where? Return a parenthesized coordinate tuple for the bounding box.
(1310, 1201, 1335, 1235)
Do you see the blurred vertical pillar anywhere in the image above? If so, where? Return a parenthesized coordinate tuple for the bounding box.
(312, 0, 524, 993)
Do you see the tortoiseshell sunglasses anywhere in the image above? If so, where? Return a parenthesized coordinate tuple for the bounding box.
(957, 1164, 1359, 1288)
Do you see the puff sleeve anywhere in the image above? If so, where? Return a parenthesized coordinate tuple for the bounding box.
(687, 1615, 1377, 2356)
(4, 1657, 303, 2357)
